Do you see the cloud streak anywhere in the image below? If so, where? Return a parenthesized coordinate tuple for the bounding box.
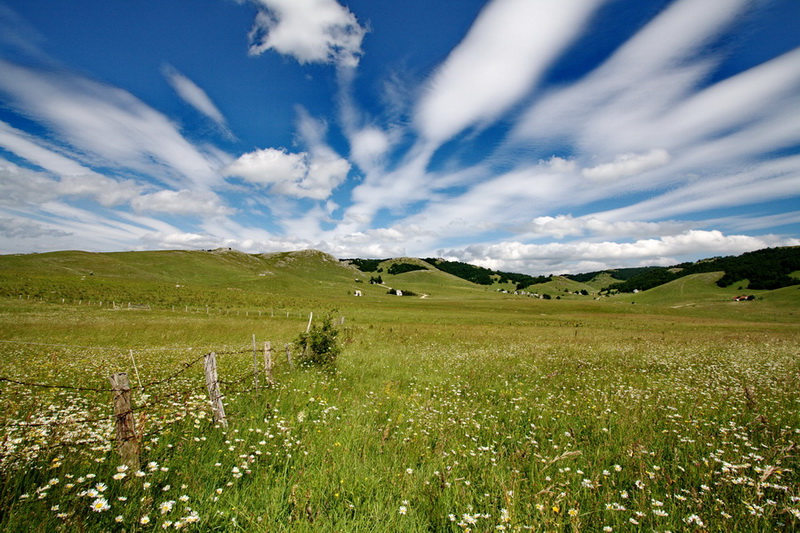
(162, 64, 234, 139)
(0, 59, 224, 189)
(415, 0, 601, 147)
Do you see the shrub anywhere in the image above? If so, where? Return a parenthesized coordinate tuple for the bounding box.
(294, 314, 342, 369)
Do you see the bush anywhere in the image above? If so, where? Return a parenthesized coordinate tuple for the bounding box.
(294, 314, 342, 369)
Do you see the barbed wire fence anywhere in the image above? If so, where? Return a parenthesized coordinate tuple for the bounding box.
(0, 335, 300, 472)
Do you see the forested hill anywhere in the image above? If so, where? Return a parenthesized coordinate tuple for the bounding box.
(345, 246, 800, 293)
(569, 246, 800, 292)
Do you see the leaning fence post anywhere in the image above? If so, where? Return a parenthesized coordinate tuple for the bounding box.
(109, 372, 140, 471)
(264, 342, 274, 385)
(203, 352, 228, 429)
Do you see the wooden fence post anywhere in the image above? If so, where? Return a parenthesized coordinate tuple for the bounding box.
(252, 334, 259, 390)
(109, 372, 140, 471)
(203, 352, 228, 429)
(264, 342, 274, 385)
(285, 344, 293, 368)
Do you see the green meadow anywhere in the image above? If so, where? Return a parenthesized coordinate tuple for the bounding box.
(0, 250, 798, 532)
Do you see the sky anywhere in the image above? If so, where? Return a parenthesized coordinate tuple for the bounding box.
(0, 0, 798, 275)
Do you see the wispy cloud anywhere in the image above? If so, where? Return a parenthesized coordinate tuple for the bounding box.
(247, 0, 366, 68)
(131, 189, 235, 217)
(0, 59, 224, 189)
(162, 64, 235, 139)
(415, 0, 601, 147)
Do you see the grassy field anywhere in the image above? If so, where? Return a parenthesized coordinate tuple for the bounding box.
(0, 250, 798, 532)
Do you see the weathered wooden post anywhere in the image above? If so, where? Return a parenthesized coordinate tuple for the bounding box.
(252, 334, 259, 390)
(109, 372, 140, 471)
(285, 344, 293, 368)
(264, 342, 274, 385)
(203, 352, 228, 429)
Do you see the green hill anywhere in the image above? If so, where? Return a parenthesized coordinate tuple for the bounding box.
(605, 246, 800, 293)
(0, 249, 504, 306)
(523, 275, 596, 299)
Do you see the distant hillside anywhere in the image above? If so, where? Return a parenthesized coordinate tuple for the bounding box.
(603, 247, 800, 293)
(421, 258, 550, 290)
(346, 246, 800, 294)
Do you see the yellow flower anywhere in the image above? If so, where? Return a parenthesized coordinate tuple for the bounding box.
(552, 505, 560, 513)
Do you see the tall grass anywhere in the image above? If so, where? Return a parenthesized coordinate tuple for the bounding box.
(0, 294, 798, 531)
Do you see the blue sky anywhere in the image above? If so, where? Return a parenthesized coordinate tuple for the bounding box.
(0, 0, 798, 275)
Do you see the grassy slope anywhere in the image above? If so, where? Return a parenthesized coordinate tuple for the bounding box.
(523, 275, 596, 297)
(1, 252, 799, 532)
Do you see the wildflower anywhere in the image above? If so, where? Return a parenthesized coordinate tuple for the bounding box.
(160, 500, 175, 514)
(684, 514, 705, 527)
(398, 505, 407, 515)
(635, 480, 645, 490)
(500, 508, 510, 522)
(183, 512, 200, 523)
(162, 521, 173, 529)
(141, 515, 151, 524)
(179, 494, 190, 503)
(87, 488, 99, 498)
(57, 513, 68, 519)
(113, 472, 127, 480)
(90, 498, 110, 512)
(48, 478, 60, 486)
(653, 509, 669, 517)
(603, 527, 613, 532)
(613, 464, 622, 471)
(406, 468, 413, 475)
(568, 508, 579, 517)
(115, 515, 124, 523)
(551, 505, 560, 514)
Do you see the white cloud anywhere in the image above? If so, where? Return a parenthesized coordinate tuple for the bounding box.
(0, 59, 223, 189)
(58, 174, 141, 207)
(224, 146, 349, 200)
(349, 126, 391, 172)
(0, 157, 141, 207)
(0, 120, 91, 176)
(131, 189, 234, 216)
(601, 155, 800, 223)
(0, 216, 70, 239)
(582, 149, 671, 181)
(514, 0, 754, 146)
(247, 0, 366, 68)
(513, 214, 693, 240)
(162, 64, 234, 138)
(415, 0, 601, 145)
(446, 230, 800, 275)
